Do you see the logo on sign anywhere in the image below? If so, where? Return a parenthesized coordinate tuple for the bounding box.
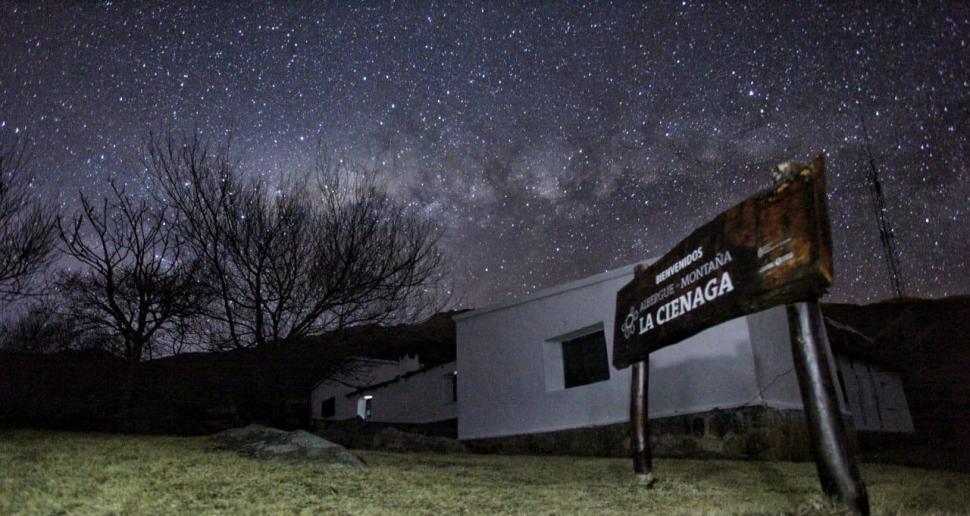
(622, 306, 640, 339)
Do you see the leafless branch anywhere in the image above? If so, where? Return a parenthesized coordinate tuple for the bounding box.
(149, 132, 446, 355)
(57, 182, 209, 398)
(0, 137, 58, 303)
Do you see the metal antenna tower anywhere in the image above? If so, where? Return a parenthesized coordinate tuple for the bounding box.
(860, 113, 906, 298)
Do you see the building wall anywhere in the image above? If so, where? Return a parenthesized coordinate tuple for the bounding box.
(456, 264, 780, 441)
(837, 355, 914, 433)
(365, 362, 458, 424)
(311, 381, 356, 420)
(746, 306, 856, 417)
(311, 358, 415, 420)
(464, 405, 814, 461)
(745, 306, 805, 410)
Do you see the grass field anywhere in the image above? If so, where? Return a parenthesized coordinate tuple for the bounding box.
(1, 430, 969, 515)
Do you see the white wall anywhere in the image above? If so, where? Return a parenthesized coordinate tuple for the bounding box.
(745, 306, 804, 410)
(363, 362, 458, 424)
(455, 265, 774, 441)
(746, 306, 853, 416)
(312, 358, 457, 425)
(311, 358, 409, 420)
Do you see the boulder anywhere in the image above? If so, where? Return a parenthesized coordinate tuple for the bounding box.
(212, 424, 366, 468)
(372, 427, 467, 453)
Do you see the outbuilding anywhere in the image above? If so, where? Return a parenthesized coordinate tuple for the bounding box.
(311, 355, 458, 425)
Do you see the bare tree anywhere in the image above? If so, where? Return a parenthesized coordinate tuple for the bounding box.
(0, 299, 75, 353)
(148, 133, 444, 420)
(0, 138, 58, 303)
(0, 297, 116, 353)
(58, 183, 208, 401)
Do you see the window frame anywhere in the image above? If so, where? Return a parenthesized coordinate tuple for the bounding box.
(559, 327, 611, 389)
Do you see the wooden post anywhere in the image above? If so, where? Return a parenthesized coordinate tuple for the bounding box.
(630, 359, 654, 486)
(786, 301, 870, 515)
(629, 263, 654, 486)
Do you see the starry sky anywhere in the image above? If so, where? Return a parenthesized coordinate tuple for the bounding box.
(1, 2, 968, 308)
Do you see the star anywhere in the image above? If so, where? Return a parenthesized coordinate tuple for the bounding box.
(0, 2, 967, 307)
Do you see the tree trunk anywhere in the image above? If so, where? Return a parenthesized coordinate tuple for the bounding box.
(267, 342, 288, 428)
(123, 356, 139, 407)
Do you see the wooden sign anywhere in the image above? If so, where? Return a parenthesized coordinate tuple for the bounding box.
(612, 156, 833, 369)
(616, 156, 868, 513)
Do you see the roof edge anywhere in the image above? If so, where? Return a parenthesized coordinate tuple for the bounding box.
(453, 259, 655, 322)
(344, 360, 458, 397)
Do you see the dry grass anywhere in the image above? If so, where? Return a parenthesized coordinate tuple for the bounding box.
(1, 430, 968, 515)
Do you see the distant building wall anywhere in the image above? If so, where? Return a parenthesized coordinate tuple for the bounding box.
(837, 355, 914, 433)
(311, 357, 456, 425)
(365, 362, 458, 424)
(311, 358, 414, 420)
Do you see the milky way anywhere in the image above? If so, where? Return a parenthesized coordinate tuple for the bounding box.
(1, 2, 968, 307)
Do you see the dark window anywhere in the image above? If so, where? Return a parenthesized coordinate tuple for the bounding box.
(562, 330, 610, 388)
(321, 397, 335, 418)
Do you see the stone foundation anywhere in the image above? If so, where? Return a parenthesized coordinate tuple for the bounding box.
(463, 406, 852, 461)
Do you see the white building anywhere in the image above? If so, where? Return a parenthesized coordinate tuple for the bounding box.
(454, 263, 913, 455)
(311, 355, 457, 425)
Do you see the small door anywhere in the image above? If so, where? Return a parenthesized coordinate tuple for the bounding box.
(357, 395, 373, 420)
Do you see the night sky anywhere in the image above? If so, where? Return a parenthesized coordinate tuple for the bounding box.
(1, 2, 967, 308)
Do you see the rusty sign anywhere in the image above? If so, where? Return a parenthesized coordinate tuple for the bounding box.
(612, 156, 833, 369)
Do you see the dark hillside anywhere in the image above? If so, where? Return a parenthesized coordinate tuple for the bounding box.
(295, 310, 464, 366)
(0, 311, 461, 434)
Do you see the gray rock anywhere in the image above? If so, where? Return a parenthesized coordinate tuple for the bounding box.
(372, 427, 468, 453)
(212, 424, 366, 468)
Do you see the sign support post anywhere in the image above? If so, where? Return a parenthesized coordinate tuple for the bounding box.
(629, 264, 654, 486)
(630, 360, 653, 486)
(786, 301, 869, 515)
